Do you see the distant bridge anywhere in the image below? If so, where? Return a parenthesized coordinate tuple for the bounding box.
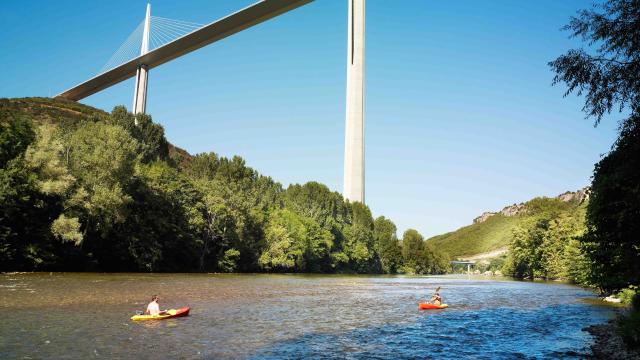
(450, 261, 476, 274)
(56, 0, 367, 204)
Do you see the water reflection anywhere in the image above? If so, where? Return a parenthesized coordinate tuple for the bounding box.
(0, 273, 614, 359)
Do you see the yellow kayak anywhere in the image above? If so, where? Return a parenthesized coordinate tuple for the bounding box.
(131, 307, 190, 321)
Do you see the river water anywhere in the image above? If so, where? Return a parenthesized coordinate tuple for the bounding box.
(0, 273, 614, 359)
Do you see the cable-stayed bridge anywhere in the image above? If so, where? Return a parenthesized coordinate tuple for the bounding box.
(98, 15, 203, 75)
(57, 0, 366, 204)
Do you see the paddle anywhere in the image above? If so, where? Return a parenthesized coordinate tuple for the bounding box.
(430, 286, 441, 304)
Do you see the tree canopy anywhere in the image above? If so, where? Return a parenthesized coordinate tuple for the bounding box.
(0, 98, 447, 274)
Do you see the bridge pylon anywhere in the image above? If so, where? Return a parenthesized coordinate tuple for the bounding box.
(132, 3, 151, 119)
(343, 0, 365, 204)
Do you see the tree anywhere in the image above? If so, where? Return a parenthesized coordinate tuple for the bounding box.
(343, 202, 377, 272)
(424, 243, 450, 274)
(550, 0, 640, 291)
(1, 116, 34, 167)
(0, 117, 61, 270)
(108, 106, 169, 163)
(373, 216, 402, 273)
(502, 200, 590, 282)
(401, 229, 426, 274)
(259, 209, 332, 272)
(284, 182, 350, 230)
(581, 114, 640, 290)
(549, 0, 639, 125)
(186, 152, 220, 180)
(65, 122, 139, 232)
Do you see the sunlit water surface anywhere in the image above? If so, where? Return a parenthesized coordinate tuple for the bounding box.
(0, 273, 614, 359)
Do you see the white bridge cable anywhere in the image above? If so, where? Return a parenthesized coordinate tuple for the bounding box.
(97, 16, 203, 75)
(149, 16, 203, 51)
(99, 20, 145, 74)
(152, 21, 200, 38)
(151, 16, 203, 28)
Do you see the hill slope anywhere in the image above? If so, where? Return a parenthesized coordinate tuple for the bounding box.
(426, 189, 589, 259)
(0, 97, 192, 163)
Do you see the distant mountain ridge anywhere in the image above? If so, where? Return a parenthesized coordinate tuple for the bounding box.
(426, 187, 590, 259)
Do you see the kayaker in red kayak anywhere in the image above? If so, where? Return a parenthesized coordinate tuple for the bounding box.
(145, 295, 164, 316)
(430, 287, 442, 306)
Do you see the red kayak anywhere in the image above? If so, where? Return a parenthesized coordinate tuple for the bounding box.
(131, 306, 190, 321)
(418, 303, 448, 310)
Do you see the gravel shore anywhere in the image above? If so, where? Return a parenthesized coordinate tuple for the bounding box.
(586, 319, 640, 359)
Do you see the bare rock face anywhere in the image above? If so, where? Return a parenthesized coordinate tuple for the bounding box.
(500, 203, 526, 217)
(556, 186, 591, 204)
(470, 187, 591, 224)
(473, 212, 497, 224)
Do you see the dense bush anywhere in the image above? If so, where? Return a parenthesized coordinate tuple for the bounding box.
(618, 291, 640, 349)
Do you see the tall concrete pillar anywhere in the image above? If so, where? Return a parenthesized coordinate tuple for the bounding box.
(133, 3, 151, 119)
(343, 0, 365, 203)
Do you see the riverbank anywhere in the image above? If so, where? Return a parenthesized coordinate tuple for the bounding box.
(587, 317, 640, 359)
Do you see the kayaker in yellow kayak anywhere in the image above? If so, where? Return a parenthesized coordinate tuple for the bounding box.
(145, 295, 165, 316)
(430, 287, 442, 305)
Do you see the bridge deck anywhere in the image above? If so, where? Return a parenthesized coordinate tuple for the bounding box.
(57, 0, 312, 101)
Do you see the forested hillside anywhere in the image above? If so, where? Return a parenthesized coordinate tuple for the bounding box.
(427, 195, 587, 259)
(0, 97, 449, 274)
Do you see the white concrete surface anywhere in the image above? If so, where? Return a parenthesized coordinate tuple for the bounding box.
(343, 0, 365, 203)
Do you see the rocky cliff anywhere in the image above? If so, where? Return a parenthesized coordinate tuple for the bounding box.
(472, 187, 590, 224)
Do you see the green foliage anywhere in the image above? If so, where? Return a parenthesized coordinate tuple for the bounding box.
(186, 152, 220, 180)
(501, 199, 589, 282)
(24, 124, 75, 195)
(550, 0, 640, 293)
(284, 182, 349, 231)
(428, 214, 520, 258)
(51, 214, 82, 245)
(615, 286, 639, 305)
(401, 229, 425, 273)
(108, 106, 169, 163)
(343, 202, 378, 272)
(0, 98, 449, 274)
(0, 115, 62, 271)
(549, 0, 640, 125)
(425, 243, 451, 274)
(401, 229, 449, 274)
(0, 156, 56, 270)
(373, 216, 402, 273)
(0, 116, 34, 167)
(259, 209, 332, 272)
(581, 115, 640, 291)
(618, 291, 640, 349)
(428, 197, 582, 259)
(218, 249, 240, 272)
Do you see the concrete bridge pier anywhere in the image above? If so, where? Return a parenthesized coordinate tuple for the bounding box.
(132, 64, 149, 115)
(343, 0, 365, 203)
(133, 3, 151, 120)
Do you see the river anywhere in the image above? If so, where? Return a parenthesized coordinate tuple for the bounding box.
(0, 273, 615, 359)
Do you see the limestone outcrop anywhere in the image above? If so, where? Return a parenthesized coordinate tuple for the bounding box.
(471, 187, 591, 224)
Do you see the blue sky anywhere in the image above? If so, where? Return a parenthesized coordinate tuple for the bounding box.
(0, 0, 620, 238)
